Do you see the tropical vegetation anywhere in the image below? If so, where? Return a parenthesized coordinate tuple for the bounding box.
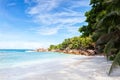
(79, 0, 120, 75)
(49, 36, 93, 51)
(49, 0, 120, 75)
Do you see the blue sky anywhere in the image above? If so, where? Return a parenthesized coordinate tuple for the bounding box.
(0, 0, 91, 49)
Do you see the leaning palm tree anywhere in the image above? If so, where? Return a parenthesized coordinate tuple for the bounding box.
(95, 0, 120, 75)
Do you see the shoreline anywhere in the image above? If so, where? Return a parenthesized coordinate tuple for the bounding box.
(0, 55, 120, 80)
(36, 48, 98, 56)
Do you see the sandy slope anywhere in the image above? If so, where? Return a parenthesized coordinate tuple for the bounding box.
(0, 56, 120, 80)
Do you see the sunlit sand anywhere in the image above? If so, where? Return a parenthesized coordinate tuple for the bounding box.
(0, 56, 120, 80)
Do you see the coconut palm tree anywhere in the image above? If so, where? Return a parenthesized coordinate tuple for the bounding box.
(95, 0, 120, 75)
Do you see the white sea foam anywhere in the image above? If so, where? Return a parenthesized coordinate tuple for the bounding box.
(25, 50, 35, 52)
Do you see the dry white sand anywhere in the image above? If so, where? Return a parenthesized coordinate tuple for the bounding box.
(0, 56, 120, 80)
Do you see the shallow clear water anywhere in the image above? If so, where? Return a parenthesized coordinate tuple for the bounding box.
(0, 49, 72, 68)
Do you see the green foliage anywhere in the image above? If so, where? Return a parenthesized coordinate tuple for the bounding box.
(79, 0, 120, 75)
(95, 2, 120, 74)
(79, 0, 107, 37)
(49, 0, 120, 75)
(104, 39, 114, 60)
(49, 45, 57, 50)
(49, 36, 93, 50)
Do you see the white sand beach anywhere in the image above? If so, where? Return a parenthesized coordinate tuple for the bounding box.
(0, 56, 120, 80)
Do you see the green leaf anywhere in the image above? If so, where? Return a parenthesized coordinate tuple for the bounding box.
(104, 39, 114, 59)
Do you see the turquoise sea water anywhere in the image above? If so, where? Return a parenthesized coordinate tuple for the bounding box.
(0, 49, 72, 69)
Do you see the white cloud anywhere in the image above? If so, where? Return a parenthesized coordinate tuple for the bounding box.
(32, 12, 85, 25)
(66, 26, 79, 33)
(25, 0, 90, 35)
(27, 0, 61, 14)
(36, 26, 60, 35)
(69, 0, 90, 9)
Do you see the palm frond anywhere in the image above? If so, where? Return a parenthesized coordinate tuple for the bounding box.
(104, 39, 114, 60)
(97, 11, 120, 28)
(109, 50, 120, 75)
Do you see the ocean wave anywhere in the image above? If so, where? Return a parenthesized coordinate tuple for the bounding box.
(25, 50, 35, 52)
